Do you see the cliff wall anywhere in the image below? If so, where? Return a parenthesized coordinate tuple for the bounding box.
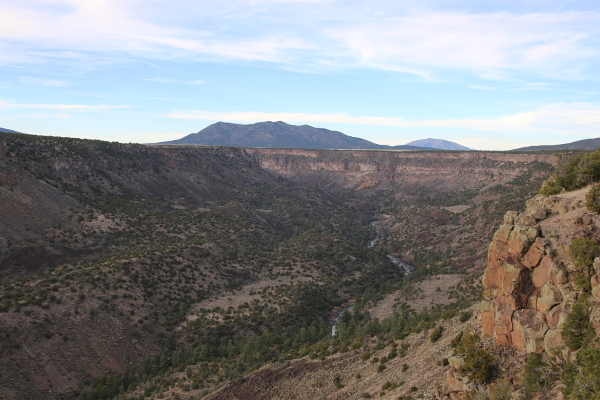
(482, 187, 600, 356)
(246, 148, 559, 190)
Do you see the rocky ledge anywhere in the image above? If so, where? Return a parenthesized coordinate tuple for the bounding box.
(481, 187, 600, 358)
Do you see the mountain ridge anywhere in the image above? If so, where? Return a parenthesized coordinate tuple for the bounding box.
(405, 138, 471, 150)
(159, 121, 472, 151)
(512, 137, 600, 151)
(160, 121, 391, 149)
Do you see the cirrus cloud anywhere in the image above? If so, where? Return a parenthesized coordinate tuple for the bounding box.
(165, 102, 600, 136)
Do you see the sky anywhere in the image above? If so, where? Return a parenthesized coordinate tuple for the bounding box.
(1, 0, 600, 150)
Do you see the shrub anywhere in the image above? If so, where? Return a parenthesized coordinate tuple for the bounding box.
(562, 347, 600, 398)
(569, 238, 600, 269)
(586, 183, 600, 213)
(523, 353, 557, 393)
(456, 334, 495, 383)
(333, 375, 343, 389)
(574, 272, 592, 293)
(459, 311, 472, 323)
(429, 325, 444, 343)
(377, 364, 386, 373)
(562, 297, 595, 350)
(450, 331, 463, 348)
(401, 363, 409, 372)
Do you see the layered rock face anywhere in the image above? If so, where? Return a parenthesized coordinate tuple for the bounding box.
(247, 148, 559, 190)
(482, 188, 600, 355)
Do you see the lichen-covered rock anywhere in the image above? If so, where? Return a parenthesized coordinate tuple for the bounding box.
(511, 309, 548, 354)
(544, 329, 563, 355)
(536, 284, 562, 314)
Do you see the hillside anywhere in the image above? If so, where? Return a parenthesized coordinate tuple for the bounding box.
(0, 132, 562, 399)
(0, 128, 22, 134)
(159, 121, 391, 149)
(513, 137, 600, 151)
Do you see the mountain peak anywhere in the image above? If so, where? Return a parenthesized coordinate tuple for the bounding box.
(405, 138, 471, 150)
(159, 121, 389, 149)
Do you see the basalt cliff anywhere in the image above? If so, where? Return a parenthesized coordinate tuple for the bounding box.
(481, 187, 599, 356)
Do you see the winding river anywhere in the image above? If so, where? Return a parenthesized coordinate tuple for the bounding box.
(331, 220, 413, 335)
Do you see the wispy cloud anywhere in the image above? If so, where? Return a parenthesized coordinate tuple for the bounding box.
(144, 78, 204, 85)
(165, 102, 600, 135)
(0, 1, 599, 80)
(0, 100, 131, 110)
(20, 77, 72, 87)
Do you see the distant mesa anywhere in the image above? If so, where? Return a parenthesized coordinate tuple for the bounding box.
(404, 138, 472, 151)
(159, 121, 471, 151)
(512, 137, 600, 151)
(0, 127, 23, 134)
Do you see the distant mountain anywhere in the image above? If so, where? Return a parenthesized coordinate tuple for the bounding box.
(0, 127, 22, 134)
(404, 138, 471, 150)
(512, 137, 600, 151)
(160, 121, 389, 149)
(390, 145, 432, 150)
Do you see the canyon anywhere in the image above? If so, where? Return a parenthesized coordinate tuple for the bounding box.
(0, 132, 575, 399)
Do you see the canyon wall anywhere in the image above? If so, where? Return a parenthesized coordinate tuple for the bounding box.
(246, 148, 559, 190)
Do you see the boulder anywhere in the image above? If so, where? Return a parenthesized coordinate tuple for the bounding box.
(527, 207, 547, 221)
(511, 309, 548, 354)
(522, 238, 547, 269)
(447, 356, 465, 370)
(532, 256, 552, 288)
(503, 211, 519, 225)
(537, 283, 562, 314)
(590, 308, 600, 336)
(446, 369, 465, 393)
(507, 225, 538, 257)
(544, 329, 564, 355)
(592, 284, 600, 302)
(546, 304, 568, 330)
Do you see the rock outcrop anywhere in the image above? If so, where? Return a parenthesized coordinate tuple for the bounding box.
(482, 187, 600, 356)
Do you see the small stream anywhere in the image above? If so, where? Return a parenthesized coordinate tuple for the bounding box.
(331, 220, 413, 335)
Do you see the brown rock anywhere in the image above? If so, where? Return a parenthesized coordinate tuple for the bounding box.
(446, 369, 464, 393)
(546, 304, 568, 330)
(528, 207, 547, 221)
(503, 211, 518, 225)
(522, 238, 547, 269)
(532, 256, 552, 288)
(536, 283, 562, 314)
(507, 225, 538, 256)
(511, 309, 548, 354)
(592, 274, 600, 289)
(481, 301, 495, 336)
(589, 308, 600, 336)
(592, 284, 600, 302)
(544, 329, 564, 355)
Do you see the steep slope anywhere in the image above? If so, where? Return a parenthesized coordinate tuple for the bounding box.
(404, 138, 471, 151)
(513, 137, 600, 151)
(160, 121, 389, 149)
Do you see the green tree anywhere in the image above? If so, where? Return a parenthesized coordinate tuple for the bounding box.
(586, 183, 600, 213)
(456, 334, 495, 383)
(562, 297, 595, 350)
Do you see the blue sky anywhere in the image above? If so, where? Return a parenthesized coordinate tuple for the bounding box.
(1, 0, 600, 150)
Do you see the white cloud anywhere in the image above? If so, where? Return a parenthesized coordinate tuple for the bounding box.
(144, 78, 204, 84)
(165, 102, 600, 136)
(20, 77, 72, 87)
(0, 100, 131, 110)
(0, 1, 599, 80)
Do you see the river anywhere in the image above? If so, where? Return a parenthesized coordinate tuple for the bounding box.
(331, 220, 413, 335)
